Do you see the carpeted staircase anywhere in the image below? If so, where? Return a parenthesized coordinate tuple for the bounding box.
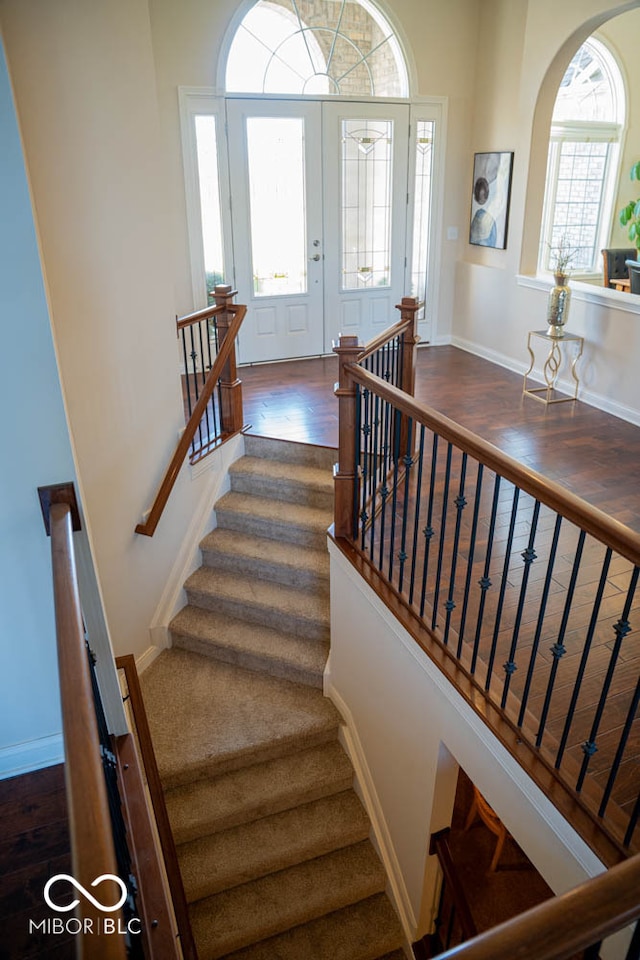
(140, 435, 406, 960)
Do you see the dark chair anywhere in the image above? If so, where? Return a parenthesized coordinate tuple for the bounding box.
(601, 247, 637, 288)
(626, 258, 640, 294)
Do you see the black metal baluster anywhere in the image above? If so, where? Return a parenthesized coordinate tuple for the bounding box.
(485, 485, 520, 691)
(501, 499, 541, 709)
(624, 919, 640, 960)
(198, 318, 212, 442)
(409, 426, 426, 607)
(431, 442, 453, 632)
(387, 409, 402, 581)
(536, 530, 586, 748)
(397, 417, 414, 595)
(471, 474, 501, 676)
(518, 514, 563, 728)
(600, 670, 640, 820)
(555, 547, 612, 767)
(378, 396, 391, 570)
(360, 388, 371, 549)
(419, 433, 439, 619)
(443, 452, 468, 647)
(354, 384, 362, 541)
(181, 328, 196, 457)
(576, 560, 638, 791)
(189, 324, 205, 454)
(457, 463, 484, 659)
(625, 793, 640, 849)
(397, 333, 405, 390)
(369, 392, 381, 561)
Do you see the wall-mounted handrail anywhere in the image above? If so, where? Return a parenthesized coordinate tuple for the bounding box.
(432, 852, 640, 960)
(116, 655, 197, 960)
(136, 287, 246, 537)
(49, 500, 127, 960)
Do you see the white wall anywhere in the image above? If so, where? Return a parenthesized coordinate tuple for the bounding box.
(327, 542, 631, 956)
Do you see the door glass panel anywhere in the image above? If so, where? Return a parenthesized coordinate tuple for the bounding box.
(411, 120, 435, 316)
(194, 116, 225, 302)
(341, 119, 393, 290)
(246, 117, 307, 296)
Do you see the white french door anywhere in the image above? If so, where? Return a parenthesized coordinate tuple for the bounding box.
(322, 101, 410, 351)
(226, 98, 411, 363)
(227, 99, 324, 363)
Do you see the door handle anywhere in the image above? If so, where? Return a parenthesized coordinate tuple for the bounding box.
(308, 254, 321, 261)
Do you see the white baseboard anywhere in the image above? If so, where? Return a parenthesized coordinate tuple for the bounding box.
(325, 682, 418, 944)
(0, 733, 64, 780)
(452, 335, 640, 426)
(147, 434, 246, 649)
(135, 642, 165, 675)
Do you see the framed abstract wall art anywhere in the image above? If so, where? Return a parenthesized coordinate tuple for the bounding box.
(469, 151, 514, 249)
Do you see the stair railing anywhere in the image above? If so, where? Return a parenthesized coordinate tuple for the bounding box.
(332, 325, 640, 864)
(427, 829, 478, 955)
(431, 850, 640, 960)
(136, 285, 246, 537)
(43, 485, 181, 959)
(116, 655, 197, 960)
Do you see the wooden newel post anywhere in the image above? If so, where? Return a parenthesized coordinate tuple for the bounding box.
(333, 334, 362, 539)
(215, 284, 244, 436)
(396, 296, 421, 395)
(396, 297, 421, 458)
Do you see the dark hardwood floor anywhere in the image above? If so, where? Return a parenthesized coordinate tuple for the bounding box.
(0, 764, 73, 960)
(240, 344, 640, 532)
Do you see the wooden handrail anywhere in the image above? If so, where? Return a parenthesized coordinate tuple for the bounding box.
(430, 829, 478, 942)
(432, 853, 640, 960)
(354, 297, 421, 363)
(136, 298, 246, 537)
(176, 301, 229, 330)
(50, 501, 127, 960)
(116, 655, 197, 960)
(345, 364, 640, 567)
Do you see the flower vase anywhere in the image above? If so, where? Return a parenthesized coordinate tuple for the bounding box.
(546, 273, 572, 337)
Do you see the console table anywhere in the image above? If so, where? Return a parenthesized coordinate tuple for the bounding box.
(523, 330, 584, 404)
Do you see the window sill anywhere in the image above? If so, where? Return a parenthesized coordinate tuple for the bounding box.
(516, 274, 640, 315)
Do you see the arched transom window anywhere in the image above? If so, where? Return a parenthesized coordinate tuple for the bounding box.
(226, 0, 409, 97)
(540, 37, 625, 274)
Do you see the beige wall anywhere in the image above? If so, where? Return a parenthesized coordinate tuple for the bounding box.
(454, 0, 640, 425)
(0, 0, 225, 660)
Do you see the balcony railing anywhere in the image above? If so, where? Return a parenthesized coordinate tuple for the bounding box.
(332, 316, 640, 865)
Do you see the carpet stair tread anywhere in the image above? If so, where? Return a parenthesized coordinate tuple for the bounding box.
(184, 567, 329, 641)
(165, 741, 354, 845)
(230, 456, 333, 508)
(216, 891, 405, 960)
(170, 605, 328, 688)
(179, 789, 370, 902)
(140, 649, 341, 789)
(215, 490, 331, 547)
(244, 435, 336, 470)
(190, 843, 391, 959)
(199, 527, 329, 588)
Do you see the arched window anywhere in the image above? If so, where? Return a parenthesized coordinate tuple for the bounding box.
(540, 37, 625, 274)
(225, 0, 409, 97)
